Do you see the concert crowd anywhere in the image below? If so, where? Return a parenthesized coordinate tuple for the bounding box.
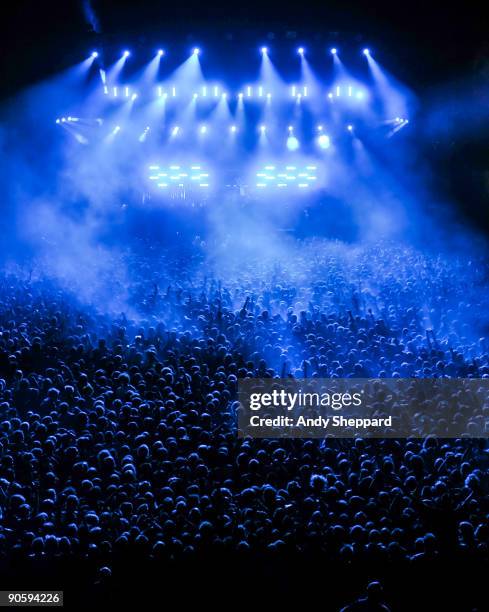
(0, 240, 488, 609)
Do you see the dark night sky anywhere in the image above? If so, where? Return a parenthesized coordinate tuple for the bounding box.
(0, 0, 488, 97)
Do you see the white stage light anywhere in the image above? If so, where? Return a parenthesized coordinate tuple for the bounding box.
(91, 51, 98, 58)
(123, 50, 130, 58)
(287, 136, 300, 151)
(298, 47, 304, 55)
(157, 49, 164, 56)
(193, 48, 200, 55)
(318, 134, 330, 149)
(331, 48, 337, 55)
(261, 47, 268, 54)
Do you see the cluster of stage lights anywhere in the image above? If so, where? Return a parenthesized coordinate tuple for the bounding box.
(92, 46, 371, 103)
(90, 47, 372, 59)
(55, 118, 345, 148)
(148, 164, 209, 188)
(146, 163, 319, 190)
(256, 164, 317, 188)
(102, 83, 367, 101)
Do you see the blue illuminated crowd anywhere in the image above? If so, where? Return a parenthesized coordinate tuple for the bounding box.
(0, 241, 488, 608)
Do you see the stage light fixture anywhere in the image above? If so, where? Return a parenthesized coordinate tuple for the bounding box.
(317, 125, 323, 132)
(347, 124, 354, 131)
(331, 48, 337, 55)
(261, 47, 268, 54)
(123, 50, 130, 58)
(363, 48, 370, 56)
(298, 47, 304, 55)
(172, 126, 180, 136)
(157, 49, 164, 56)
(200, 125, 207, 134)
(259, 125, 266, 132)
(287, 136, 300, 151)
(131, 93, 138, 101)
(318, 134, 330, 149)
(193, 48, 200, 55)
(230, 125, 237, 133)
(91, 51, 98, 58)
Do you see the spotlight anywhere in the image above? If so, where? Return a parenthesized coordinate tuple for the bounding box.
(55, 118, 60, 124)
(347, 124, 354, 132)
(172, 126, 180, 136)
(330, 48, 337, 55)
(200, 125, 207, 134)
(363, 48, 370, 56)
(230, 125, 237, 133)
(131, 93, 138, 101)
(91, 51, 98, 58)
(266, 93, 272, 99)
(259, 125, 266, 132)
(193, 93, 198, 99)
(261, 47, 268, 54)
(317, 125, 323, 131)
(238, 92, 244, 99)
(318, 134, 330, 149)
(193, 48, 200, 55)
(288, 125, 293, 132)
(123, 50, 130, 58)
(287, 136, 300, 151)
(157, 49, 164, 56)
(298, 47, 304, 55)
